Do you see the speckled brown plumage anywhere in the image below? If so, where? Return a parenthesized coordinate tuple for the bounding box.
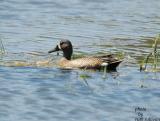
(48, 39, 122, 70)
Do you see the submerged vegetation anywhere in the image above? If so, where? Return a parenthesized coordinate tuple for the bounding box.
(140, 34, 160, 72)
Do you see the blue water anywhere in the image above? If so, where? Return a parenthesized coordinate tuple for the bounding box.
(0, 0, 160, 121)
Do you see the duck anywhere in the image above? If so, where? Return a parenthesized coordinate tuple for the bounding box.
(48, 39, 122, 70)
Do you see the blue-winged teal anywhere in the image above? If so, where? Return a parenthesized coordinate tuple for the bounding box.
(48, 39, 122, 70)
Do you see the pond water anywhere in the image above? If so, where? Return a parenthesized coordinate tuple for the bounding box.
(0, 0, 160, 121)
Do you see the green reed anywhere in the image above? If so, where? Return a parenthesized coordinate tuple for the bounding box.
(140, 34, 160, 72)
(0, 37, 5, 54)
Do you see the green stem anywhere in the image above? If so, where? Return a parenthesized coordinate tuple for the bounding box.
(153, 34, 159, 70)
(0, 38, 5, 54)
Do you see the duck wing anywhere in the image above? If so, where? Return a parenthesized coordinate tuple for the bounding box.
(94, 54, 117, 63)
(94, 54, 122, 70)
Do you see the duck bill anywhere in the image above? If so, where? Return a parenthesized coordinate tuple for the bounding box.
(48, 45, 60, 53)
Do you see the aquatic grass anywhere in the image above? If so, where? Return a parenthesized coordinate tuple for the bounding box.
(0, 37, 5, 54)
(140, 34, 160, 72)
(72, 53, 86, 59)
(102, 63, 107, 79)
(79, 73, 92, 79)
(79, 73, 91, 86)
(115, 51, 125, 60)
(72, 51, 88, 59)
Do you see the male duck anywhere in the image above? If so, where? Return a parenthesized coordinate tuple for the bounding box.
(48, 39, 122, 70)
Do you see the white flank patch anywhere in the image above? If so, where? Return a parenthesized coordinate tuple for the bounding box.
(101, 62, 108, 66)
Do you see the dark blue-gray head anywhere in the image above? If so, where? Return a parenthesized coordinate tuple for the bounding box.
(48, 39, 73, 60)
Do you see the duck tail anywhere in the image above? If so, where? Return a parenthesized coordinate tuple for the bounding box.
(107, 60, 122, 70)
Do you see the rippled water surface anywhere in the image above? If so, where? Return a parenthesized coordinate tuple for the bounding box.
(0, 0, 160, 121)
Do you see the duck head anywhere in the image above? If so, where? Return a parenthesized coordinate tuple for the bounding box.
(48, 39, 73, 60)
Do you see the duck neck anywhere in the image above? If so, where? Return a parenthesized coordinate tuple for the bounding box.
(63, 49, 72, 60)
(63, 53, 71, 60)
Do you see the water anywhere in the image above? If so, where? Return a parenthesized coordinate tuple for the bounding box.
(0, 0, 160, 121)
